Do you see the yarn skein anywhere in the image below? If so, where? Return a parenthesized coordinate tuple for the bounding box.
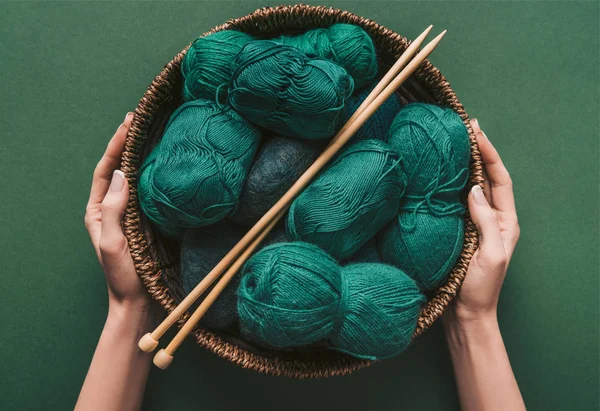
(138, 100, 261, 234)
(287, 139, 406, 260)
(182, 30, 254, 102)
(342, 82, 403, 143)
(228, 41, 354, 140)
(230, 136, 321, 227)
(180, 221, 243, 330)
(275, 24, 378, 89)
(378, 103, 470, 289)
(237, 242, 425, 359)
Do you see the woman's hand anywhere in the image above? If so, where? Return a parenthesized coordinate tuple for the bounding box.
(444, 119, 525, 411)
(84, 112, 153, 313)
(77, 113, 158, 411)
(446, 118, 520, 325)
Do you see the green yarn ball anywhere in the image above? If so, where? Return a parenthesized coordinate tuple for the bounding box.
(180, 221, 242, 331)
(137, 149, 182, 237)
(138, 100, 261, 234)
(262, 221, 291, 246)
(388, 103, 470, 195)
(238, 242, 342, 347)
(228, 41, 354, 140)
(237, 242, 425, 359)
(332, 263, 424, 359)
(275, 24, 378, 89)
(230, 135, 321, 227)
(378, 103, 470, 289)
(344, 238, 381, 264)
(379, 214, 464, 289)
(182, 30, 253, 102)
(287, 139, 406, 260)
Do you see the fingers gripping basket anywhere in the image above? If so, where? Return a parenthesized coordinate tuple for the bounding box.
(121, 4, 483, 378)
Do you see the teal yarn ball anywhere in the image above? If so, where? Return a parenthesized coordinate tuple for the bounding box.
(237, 242, 425, 359)
(238, 242, 342, 347)
(275, 24, 378, 89)
(180, 221, 242, 330)
(377, 103, 470, 289)
(138, 100, 261, 234)
(379, 213, 465, 289)
(182, 30, 253, 102)
(332, 263, 424, 359)
(230, 135, 321, 227)
(137, 149, 182, 238)
(386, 103, 470, 195)
(287, 139, 406, 260)
(228, 41, 354, 140)
(342, 82, 403, 143)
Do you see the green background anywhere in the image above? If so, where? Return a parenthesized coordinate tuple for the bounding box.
(1, 1, 598, 410)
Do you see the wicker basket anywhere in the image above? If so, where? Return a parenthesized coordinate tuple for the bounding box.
(121, 4, 483, 378)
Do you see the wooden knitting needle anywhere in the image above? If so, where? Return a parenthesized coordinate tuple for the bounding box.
(153, 211, 285, 369)
(138, 26, 445, 354)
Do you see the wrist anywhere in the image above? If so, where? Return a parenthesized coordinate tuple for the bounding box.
(106, 300, 160, 335)
(443, 299, 498, 327)
(444, 309, 500, 348)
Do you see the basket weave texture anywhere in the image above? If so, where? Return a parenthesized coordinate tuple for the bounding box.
(121, 4, 483, 378)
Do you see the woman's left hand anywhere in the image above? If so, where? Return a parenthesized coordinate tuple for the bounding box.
(84, 112, 153, 312)
(77, 113, 158, 410)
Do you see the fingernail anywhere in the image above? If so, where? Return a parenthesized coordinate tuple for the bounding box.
(472, 118, 488, 141)
(110, 170, 125, 192)
(471, 185, 487, 205)
(125, 112, 133, 121)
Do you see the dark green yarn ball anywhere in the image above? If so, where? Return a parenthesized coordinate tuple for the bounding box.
(180, 221, 289, 331)
(138, 100, 261, 234)
(342, 82, 403, 143)
(287, 139, 406, 260)
(237, 242, 425, 359)
(378, 103, 470, 289)
(344, 238, 381, 264)
(228, 41, 354, 140)
(262, 222, 290, 246)
(180, 221, 242, 330)
(182, 30, 253, 102)
(275, 24, 378, 89)
(229, 135, 321, 227)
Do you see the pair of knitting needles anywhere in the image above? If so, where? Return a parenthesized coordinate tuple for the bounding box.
(139, 25, 446, 369)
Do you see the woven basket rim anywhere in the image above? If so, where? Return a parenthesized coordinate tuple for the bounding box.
(121, 4, 483, 378)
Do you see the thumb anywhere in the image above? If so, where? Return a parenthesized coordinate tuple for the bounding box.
(468, 185, 506, 266)
(99, 170, 130, 261)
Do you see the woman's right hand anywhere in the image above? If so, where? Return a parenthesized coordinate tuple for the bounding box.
(445, 118, 520, 325)
(444, 119, 525, 411)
